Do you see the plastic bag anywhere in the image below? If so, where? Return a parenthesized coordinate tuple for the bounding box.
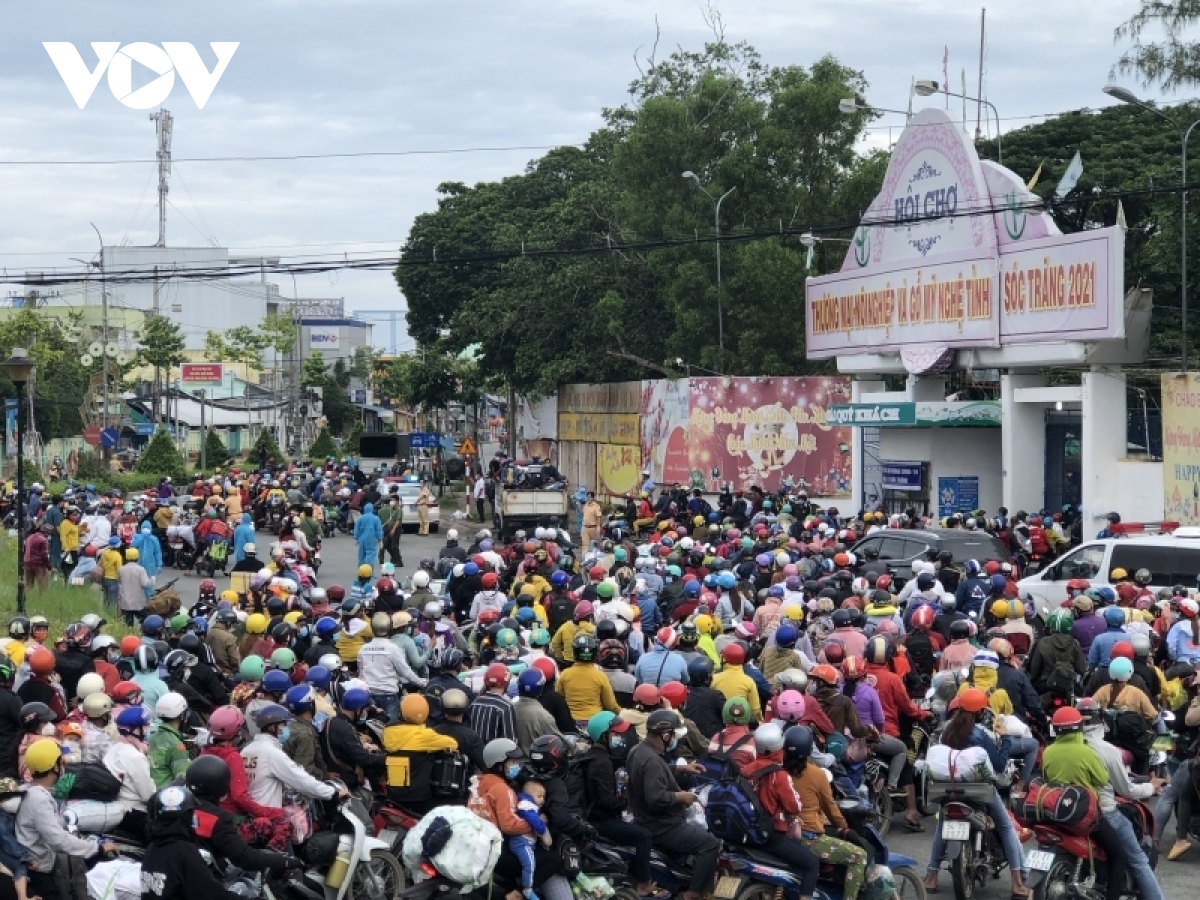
(860, 864, 897, 900)
(574, 873, 615, 900)
(401, 805, 502, 891)
(65, 799, 127, 833)
(86, 858, 141, 900)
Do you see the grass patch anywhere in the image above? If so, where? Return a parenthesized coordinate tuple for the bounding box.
(0, 537, 137, 639)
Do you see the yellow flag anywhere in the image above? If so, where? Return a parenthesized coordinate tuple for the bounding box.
(1026, 161, 1044, 190)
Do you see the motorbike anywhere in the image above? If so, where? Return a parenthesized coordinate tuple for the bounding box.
(279, 797, 406, 900)
(1024, 795, 1157, 900)
(934, 781, 1008, 900)
(196, 537, 230, 578)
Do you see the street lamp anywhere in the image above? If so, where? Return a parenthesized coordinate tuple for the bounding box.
(682, 171, 736, 373)
(3, 348, 34, 614)
(1103, 84, 1200, 371)
(674, 357, 722, 377)
(839, 98, 910, 118)
(913, 79, 1003, 163)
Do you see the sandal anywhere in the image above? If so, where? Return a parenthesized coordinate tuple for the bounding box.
(922, 875, 939, 894)
(903, 818, 926, 833)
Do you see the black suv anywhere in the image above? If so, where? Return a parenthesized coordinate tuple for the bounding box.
(850, 528, 1011, 585)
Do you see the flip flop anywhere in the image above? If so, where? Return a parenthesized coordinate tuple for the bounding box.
(903, 819, 926, 833)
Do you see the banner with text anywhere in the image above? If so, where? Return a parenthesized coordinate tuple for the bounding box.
(1162, 372, 1200, 524)
(641, 378, 691, 485)
(597, 443, 643, 496)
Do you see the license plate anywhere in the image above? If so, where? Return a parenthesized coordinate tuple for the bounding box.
(941, 820, 971, 841)
(714, 876, 744, 899)
(1025, 850, 1056, 872)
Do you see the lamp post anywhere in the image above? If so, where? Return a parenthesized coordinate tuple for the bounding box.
(913, 80, 1003, 164)
(682, 171, 736, 373)
(3, 349, 34, 614)
(674, 357, 722, 377)
(1102, 84, 1200, 372)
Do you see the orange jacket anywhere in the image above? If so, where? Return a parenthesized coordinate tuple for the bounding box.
(467, 773, 531, 837)
(741, 752, 800, 832)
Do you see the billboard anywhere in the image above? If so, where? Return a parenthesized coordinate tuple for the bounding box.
(180, 363, 224, 384)
(805, 107, 1124, 359)
(597, 443, 642, 496)
(309, 327, 340, 349)
(685, 376, 852, 496)
(641, 378, 691, 485)
(1162, 373, 1200, 524)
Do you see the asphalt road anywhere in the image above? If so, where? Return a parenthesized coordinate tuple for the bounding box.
(172, 511, 1192, 899)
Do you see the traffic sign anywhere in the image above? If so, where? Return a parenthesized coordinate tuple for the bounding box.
(100, 427, 119, 449)
(134, 423, 156, 436)
(458, 436, 477, 456)
(410, 431, 439, 449)
(83, 426, 101, 446)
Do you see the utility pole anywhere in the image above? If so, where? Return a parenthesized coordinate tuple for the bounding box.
(199, 388, 206, 471)
(150, 109, 173, 248)
(152, 265, 160, 421)
(975, 8, 987, 143)
(90, 225, 109, 455)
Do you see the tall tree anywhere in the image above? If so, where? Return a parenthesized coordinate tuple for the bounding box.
(1115, 0, 1200, 90)
(137, 314, 186, 420)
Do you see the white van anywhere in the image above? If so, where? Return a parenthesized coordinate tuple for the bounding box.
(1018, 527, 1200, 620)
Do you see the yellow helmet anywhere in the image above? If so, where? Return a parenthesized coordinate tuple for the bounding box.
(783, 604, 804, 621)
(991, 599, 1010, 620)
(391, 611, 413, 629)
(25, 738, 61, 775)
(246, 613, 268, 635)
(284, 611, 304, 626)
(125, 548, 139, 561)
(1110, 568, 1128, 581)
(211, 484, 224, 495)
(694, 614, 716, 636)
(220, 590, 239, 603)
(357, 564, 373, 579)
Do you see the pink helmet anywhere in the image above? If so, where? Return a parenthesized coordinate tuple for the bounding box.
(655, 626, 678, 650)
(776, 689, 806, 722)
(783, 563, 798, 577)
(1136, 594, 1154, 611)
(734, 621, 758, 641)
(208, 706, 246, 742)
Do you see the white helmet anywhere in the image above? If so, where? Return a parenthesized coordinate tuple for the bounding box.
(851, 577, 870, 596)
(75, 672, 106, 700)
(309, 587, 327, 602)
(412, 570, 431, 589)
(318, 653, 343, 672)
(447, 529, 459, 541)
(679, 537, 694, 551)
(423, 601, 442, 619)
(156, 692, 188, 720)
(477, 529, 491, 540)
(753, 722, 785, 754)
(82, 693, 113, 718)
(534, 527, 547, 540)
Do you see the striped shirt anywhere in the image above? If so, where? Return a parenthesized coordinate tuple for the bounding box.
(468, 691, 516, 746)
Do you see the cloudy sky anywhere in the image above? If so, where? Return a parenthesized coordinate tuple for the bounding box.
(0, 0, 1179, 349)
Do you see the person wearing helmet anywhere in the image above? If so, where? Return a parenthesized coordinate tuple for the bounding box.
(278, 684, 325, 780)
(96, 536, 124, 609)
(632, 626, 689, 688)
(430, 687, 485, 771)
(17, 650, 66, 724)
(509, 669, 559, 756)
(472, 664, 519, 746)
(149, 693, 193, 789)
(1167, 597, 1200, 665)
(206, 608, 242, 677)
(681, 657, 726, 739)
(1090, 657, 1158, 765)
(712, 644, 762, 721)
(923, 688, 1027, 895)
(548, 601, 597, 665)
(114, 544, 152, 627)
(378, 694, 459, 814)
(103, 705, 157, 824)
(16, 738, 118, 897)
(557, 634, 619, 725)
(626, 709, 722, 900)
(242, 704, 343, 810)
(1088, 606, 1131, 669)
(53, 622, 96, 702)
(78, 687, 114, 765)
(953, 559, 991, 620)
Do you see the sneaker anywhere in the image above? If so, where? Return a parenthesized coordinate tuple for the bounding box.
(1169, 839, 1192, 861)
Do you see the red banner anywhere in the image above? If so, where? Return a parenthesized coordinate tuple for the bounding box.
(684, 376, 852, 496)
(180, 363, 224, 384)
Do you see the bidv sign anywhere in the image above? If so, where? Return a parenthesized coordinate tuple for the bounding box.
(309, 328, 340, 348)
(43, 42, 239, 109)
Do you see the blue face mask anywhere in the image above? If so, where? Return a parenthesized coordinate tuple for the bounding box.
(278, 727, 291, 743)
(505, 763, 522, 780)
(666, 736, 679, 753)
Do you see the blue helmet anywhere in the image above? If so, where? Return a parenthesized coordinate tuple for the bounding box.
(262, 670, 292, 694)
(315, 617, 339, 639)
(703, 574, 718, 590)
(708, 512, 721, 523)
(767, 585, 785, 599)
(989, 574, 1008, 594)
(683, 581, 701, 598)
(341, 688, 371, 711)
(304, 665, 331, 691)
(1103, 606, 1126, 628)
(463, 562, 480, 577)
(285, 684, 316, 714)
(775, 623, 799, 648)
(142, 615, 164, 636)
(518, 668, 546, 697)
(191, 616, 208, 635)
(717, 572, 738, 590)
(551, 571, 569, 588)
(965, 559, 981, 577)
(515, 607, 537, 625)
(116, 706, 151, 732)
(1095, 587, 1116, 605)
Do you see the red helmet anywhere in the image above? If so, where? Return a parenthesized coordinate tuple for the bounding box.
(111, 681, 142, 703)
(588, 565, 606, 581)
(484, 663, 511, 688)
(531, 657, 556, 682)
(1110, 641, 1135, 661)
(655, 626, 678, 649)
(632, 684, 661, 707)
(833, 552, 850, 568)
(478, 609, 500, 625)
(481, 572, 499, 590)
(959, 688, 989, 713)
(1066, 579, 1091, 594)
(911, 605, 935, 630)
(661, 681, 688, 709)
(984, 561, 1001, 576)
(199, 578, 216, 596)
(326, 585, 346, 603)
(875, 574, 893, 591)
(208, 706, 247, 741)
(721, 643, 745, 666)
(28, 649, 55, 676)
(471, 554, 487, 569)
(1051, 706, 1083, 732)
(823, 642, 846, 666)
(841, 655, 865, 679)
(574, 601, 594, 621)
(811, 664, 839, 685)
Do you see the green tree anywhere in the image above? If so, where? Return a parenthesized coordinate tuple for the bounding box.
(301, 353, 328, 388)
(251, 427, 282, 464)
(344, 419, 363, 455)
(308, 426, 338, 460)
(0, 308, 90, 439)
(205, 326, 268, 372)
(137, 315, 186, 372)
(204, 428, 229, 465)
(136, 429, 187, 481)
(1115, 0, 1200, 90)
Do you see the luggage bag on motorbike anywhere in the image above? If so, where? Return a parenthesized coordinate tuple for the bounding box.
(55, 762, 122, 802)
(429, 751, 469, 799)
(1013, 780, 1100, 836)
(401, 804, 502, 891)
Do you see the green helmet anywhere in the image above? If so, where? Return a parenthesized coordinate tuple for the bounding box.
(1047, 608, 1074, 634)
(496, 628, 519, 649)
(530, 628, 551, 647)
(722, 696, 752, 725)
(596, 582, 616, 599)
(573, 633, 598, 662)
(270, 648, 297, 671)
(239, 655, 266, 681)
(170, 614, 190, 633)
(586, 711, 623, 742)
(666, 565, 682, 578)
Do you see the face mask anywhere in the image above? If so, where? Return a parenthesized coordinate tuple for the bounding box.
(0, 796, 20, 814)
(183, 668, 193, 681)
(298, 627, 310, 639)
(278, 727, 291, 743)
(505, 763, 522, 780)
(607, 735, 628, 758)
(666, 736, 679, 753)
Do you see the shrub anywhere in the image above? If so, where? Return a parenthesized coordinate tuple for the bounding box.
(308, 427, 338, 461)
(136, 429, 187, 482)
(204, 429, 229, 467)
(252, 428, 282, 465)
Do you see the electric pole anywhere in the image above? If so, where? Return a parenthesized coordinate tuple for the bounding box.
(150, 109, 173, 248)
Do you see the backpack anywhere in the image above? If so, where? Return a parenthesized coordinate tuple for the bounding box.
(904, 630, 937, 680)
(1043, 658, 1077, 697)
(702, 734, 777, 846)
(429, 751, 470, 799)
(548, 595, 576, 634)
(55, 762, 122, 802)
(564, 755, 594, 815)
(1105, 686, 1153, 752)
(1013, 779, 1101, 836)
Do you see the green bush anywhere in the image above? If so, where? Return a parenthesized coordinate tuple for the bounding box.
(204, 429, 229, 466)
(344, 420, 363, 455)
(74, 451, 104, 480)
(252, 428, 282, 465)
(136, 429, 187, 482)
(308, 427, 338, 461)
(19, 460, 42, 485)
